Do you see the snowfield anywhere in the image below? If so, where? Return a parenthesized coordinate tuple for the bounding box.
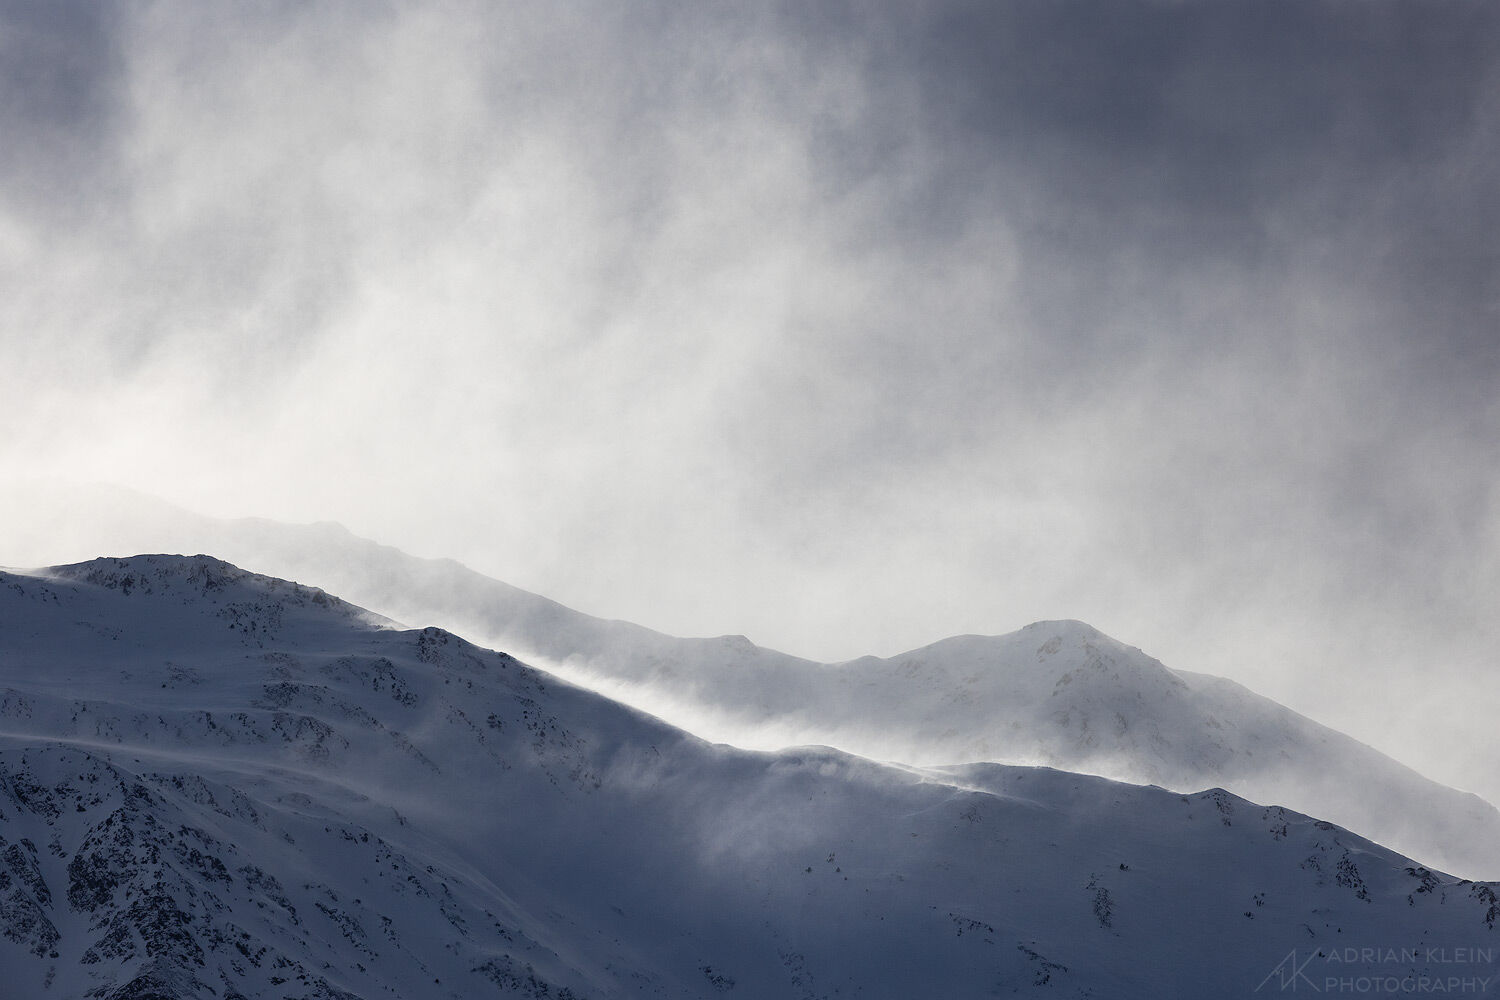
(0, 555, 1495, 998)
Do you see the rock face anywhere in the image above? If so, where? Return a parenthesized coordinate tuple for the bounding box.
(0, 555, 1495, 998)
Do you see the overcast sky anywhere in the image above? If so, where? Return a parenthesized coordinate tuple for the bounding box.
(2, 1, 1497, 795)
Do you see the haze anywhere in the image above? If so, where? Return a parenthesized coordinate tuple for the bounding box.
(2, 2, 1497, 801)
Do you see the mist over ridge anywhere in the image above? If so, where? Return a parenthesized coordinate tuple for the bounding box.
(5, 484, 1495, 880)
(0, 551, 1495, 996)
(1, 5, 1496, 988)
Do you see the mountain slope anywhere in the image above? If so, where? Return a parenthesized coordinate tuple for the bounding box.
(11, 491, 1487, 880)
(0, 554, 1495, 998)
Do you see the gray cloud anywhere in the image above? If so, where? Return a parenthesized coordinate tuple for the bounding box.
(0, 0, 125, 221)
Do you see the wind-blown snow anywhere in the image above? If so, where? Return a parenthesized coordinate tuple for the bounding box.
(0, 555, 1495, 997)
(15, 500, 1484, 880)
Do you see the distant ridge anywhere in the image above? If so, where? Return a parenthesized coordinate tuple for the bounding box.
(4, 480, 1498, 879)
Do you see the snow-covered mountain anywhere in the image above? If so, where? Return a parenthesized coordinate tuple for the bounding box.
(11, 487, 1487, 881)
(0, 554, 1496, 998)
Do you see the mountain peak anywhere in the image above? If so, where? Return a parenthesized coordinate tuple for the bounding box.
(1022, 618, 1104, 638)
(47, 553, 248, 595)
(40, 553, 387, 631)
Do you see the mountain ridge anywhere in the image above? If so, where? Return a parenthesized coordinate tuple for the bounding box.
(0, 554, 1496, 997)
(2, 486, 1496, 877)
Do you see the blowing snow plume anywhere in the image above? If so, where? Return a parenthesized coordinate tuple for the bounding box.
(0, 554, 1496, 997)
(5, 486, 1495, 881)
